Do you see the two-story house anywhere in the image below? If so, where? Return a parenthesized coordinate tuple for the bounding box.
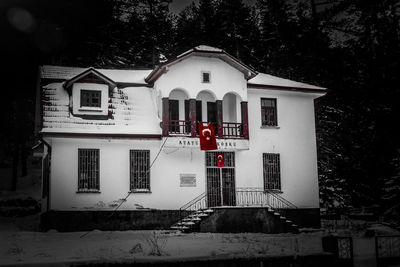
(37, 45, 326, 232)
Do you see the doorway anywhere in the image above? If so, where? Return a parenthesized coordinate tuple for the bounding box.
(205, 152, 236, 207)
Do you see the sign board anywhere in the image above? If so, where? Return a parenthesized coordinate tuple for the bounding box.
(180, 174, 196, 187)
(165, 137, 249, 150)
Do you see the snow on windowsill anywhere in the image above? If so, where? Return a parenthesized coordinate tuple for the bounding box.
(76, 190, 101, 193)
(260, 125, 280, 129)
(265, 189, 283, 194)
(78, 107, 104, 112)
(129, 189, 152, 193)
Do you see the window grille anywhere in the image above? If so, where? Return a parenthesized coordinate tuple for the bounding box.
(81, 90, 101, 107)
(78, 149, 100, 191)
(263, 153, 281, 190)
(206, 152, 235, 167)
(261, 98, 277, 126)
(130, 150, 150, 191)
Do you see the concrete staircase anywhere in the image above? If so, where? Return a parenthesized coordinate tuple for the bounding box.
(170, 209, 214, 232)
(171, 206, 299, 233)
(271, 208, 299, 233)
(171, 188, 300, 233)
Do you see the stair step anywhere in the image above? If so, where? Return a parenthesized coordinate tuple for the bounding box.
(171, 225, 189, 230)
(194, 213, 209, 217)
(187, 217, 201, 221)
(203, 209, 214, 213)
(274, 212, 280, 216)
(181, 221, 196, 225)
(285, 220, 293, 223)
(280, 216, 286, 220)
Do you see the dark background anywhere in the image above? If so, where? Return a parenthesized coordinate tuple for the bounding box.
(0, 0, 399, 216)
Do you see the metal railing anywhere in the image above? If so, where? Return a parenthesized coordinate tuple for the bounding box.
(167, 121, 244, 138)
(223, 122, 243, 138)
(168, 120, 191, 135)
(178, 187, 297, 221)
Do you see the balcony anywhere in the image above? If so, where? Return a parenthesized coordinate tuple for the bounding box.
(167, 120, 244, 139)
(162, 89, 249, 140)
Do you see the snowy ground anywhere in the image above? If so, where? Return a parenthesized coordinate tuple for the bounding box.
(0, 230, 324, 265)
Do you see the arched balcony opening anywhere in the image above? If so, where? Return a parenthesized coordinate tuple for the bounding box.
(164, 89, 190, 135)
(222, 93, 243, 138)
(162, 89, 248, 139)
(195, 91, 218, 135)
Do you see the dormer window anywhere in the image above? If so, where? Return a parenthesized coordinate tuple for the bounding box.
(81, 90, 101, 108)
(72, 83, 108, 116)
(202, 72, 210, 83)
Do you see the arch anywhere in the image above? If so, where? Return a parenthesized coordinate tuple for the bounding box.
(195, 90, 217, 101)
(222, 92, 243, 123)
(168, 88, 190, 100)
(222, 91, 243, 102)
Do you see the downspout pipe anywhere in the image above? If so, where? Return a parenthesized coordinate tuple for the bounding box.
(40, 136, 51, 212)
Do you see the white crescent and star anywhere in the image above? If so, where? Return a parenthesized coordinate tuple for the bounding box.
(202, 129, 212, 140)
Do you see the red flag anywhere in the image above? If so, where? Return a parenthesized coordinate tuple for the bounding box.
(198, 122, 217, 150)
(216, 152, 224, 167)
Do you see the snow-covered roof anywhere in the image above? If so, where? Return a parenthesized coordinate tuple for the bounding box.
(41, 83, 161, 135)
(248, 73, 326, 92)
(177, 45, 224, 58)
(41, 65, 152, 84)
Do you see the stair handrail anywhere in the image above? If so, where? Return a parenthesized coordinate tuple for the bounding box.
(267, 190, 297, 209)
(236, 187, 297, 209)
(179, 188, 297, 211)
(180, 192, 206, 211)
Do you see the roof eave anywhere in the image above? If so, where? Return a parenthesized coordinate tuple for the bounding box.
(247, 83, 328, 94)
(145, 48, 258, 83)
(63, 67, 117, 89)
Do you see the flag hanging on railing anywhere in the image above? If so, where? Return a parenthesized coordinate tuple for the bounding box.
(216, 152, 224, 167)
(198, 122, 217, 150)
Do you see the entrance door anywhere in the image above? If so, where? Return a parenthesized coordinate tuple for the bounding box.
(206, 152, 236, 207)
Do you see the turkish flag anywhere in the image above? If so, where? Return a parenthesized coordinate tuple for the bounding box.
(216, 152, 224, 167)
(198, 122, 218, 150)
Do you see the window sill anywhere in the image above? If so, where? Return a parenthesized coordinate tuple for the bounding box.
(264, 189, 283, 194)
(260, 125, 280, 129)
(129, 190, 151, 193)
(76, 190, 101, 193)
(78, 107, 103, 112)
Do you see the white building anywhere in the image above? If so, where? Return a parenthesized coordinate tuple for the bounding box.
(37, 45, 326, 232)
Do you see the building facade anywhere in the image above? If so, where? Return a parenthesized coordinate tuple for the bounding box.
(37, 46, 326, 231)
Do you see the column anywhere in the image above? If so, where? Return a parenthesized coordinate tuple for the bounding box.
(241, 101, 249, 139)
(189, 98, 197, 137)
(216, 100, 223, 138)
(162, 97, 169, 136)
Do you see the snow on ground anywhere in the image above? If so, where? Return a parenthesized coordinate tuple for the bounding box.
(0, 230, 323, 265)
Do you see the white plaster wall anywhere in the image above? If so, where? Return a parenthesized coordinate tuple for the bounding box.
(154, 56, 247, 101)
(48, 137, 207, 210)
(47, 89, 322, 210)
(234, 88, 322, 208)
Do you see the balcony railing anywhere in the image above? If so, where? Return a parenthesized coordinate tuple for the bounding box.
(168, 120, 190, 135)
(167, 120, 243, 138)
(222, 122, 243, 138)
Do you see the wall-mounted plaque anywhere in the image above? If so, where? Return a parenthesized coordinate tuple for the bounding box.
(180, 174, 196, 187)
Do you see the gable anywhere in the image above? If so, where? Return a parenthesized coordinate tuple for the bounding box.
(146, 45, 257, 84)
(63, 68, 116, 94)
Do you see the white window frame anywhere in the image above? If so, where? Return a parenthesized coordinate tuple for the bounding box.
(72, 83, 108, 116)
